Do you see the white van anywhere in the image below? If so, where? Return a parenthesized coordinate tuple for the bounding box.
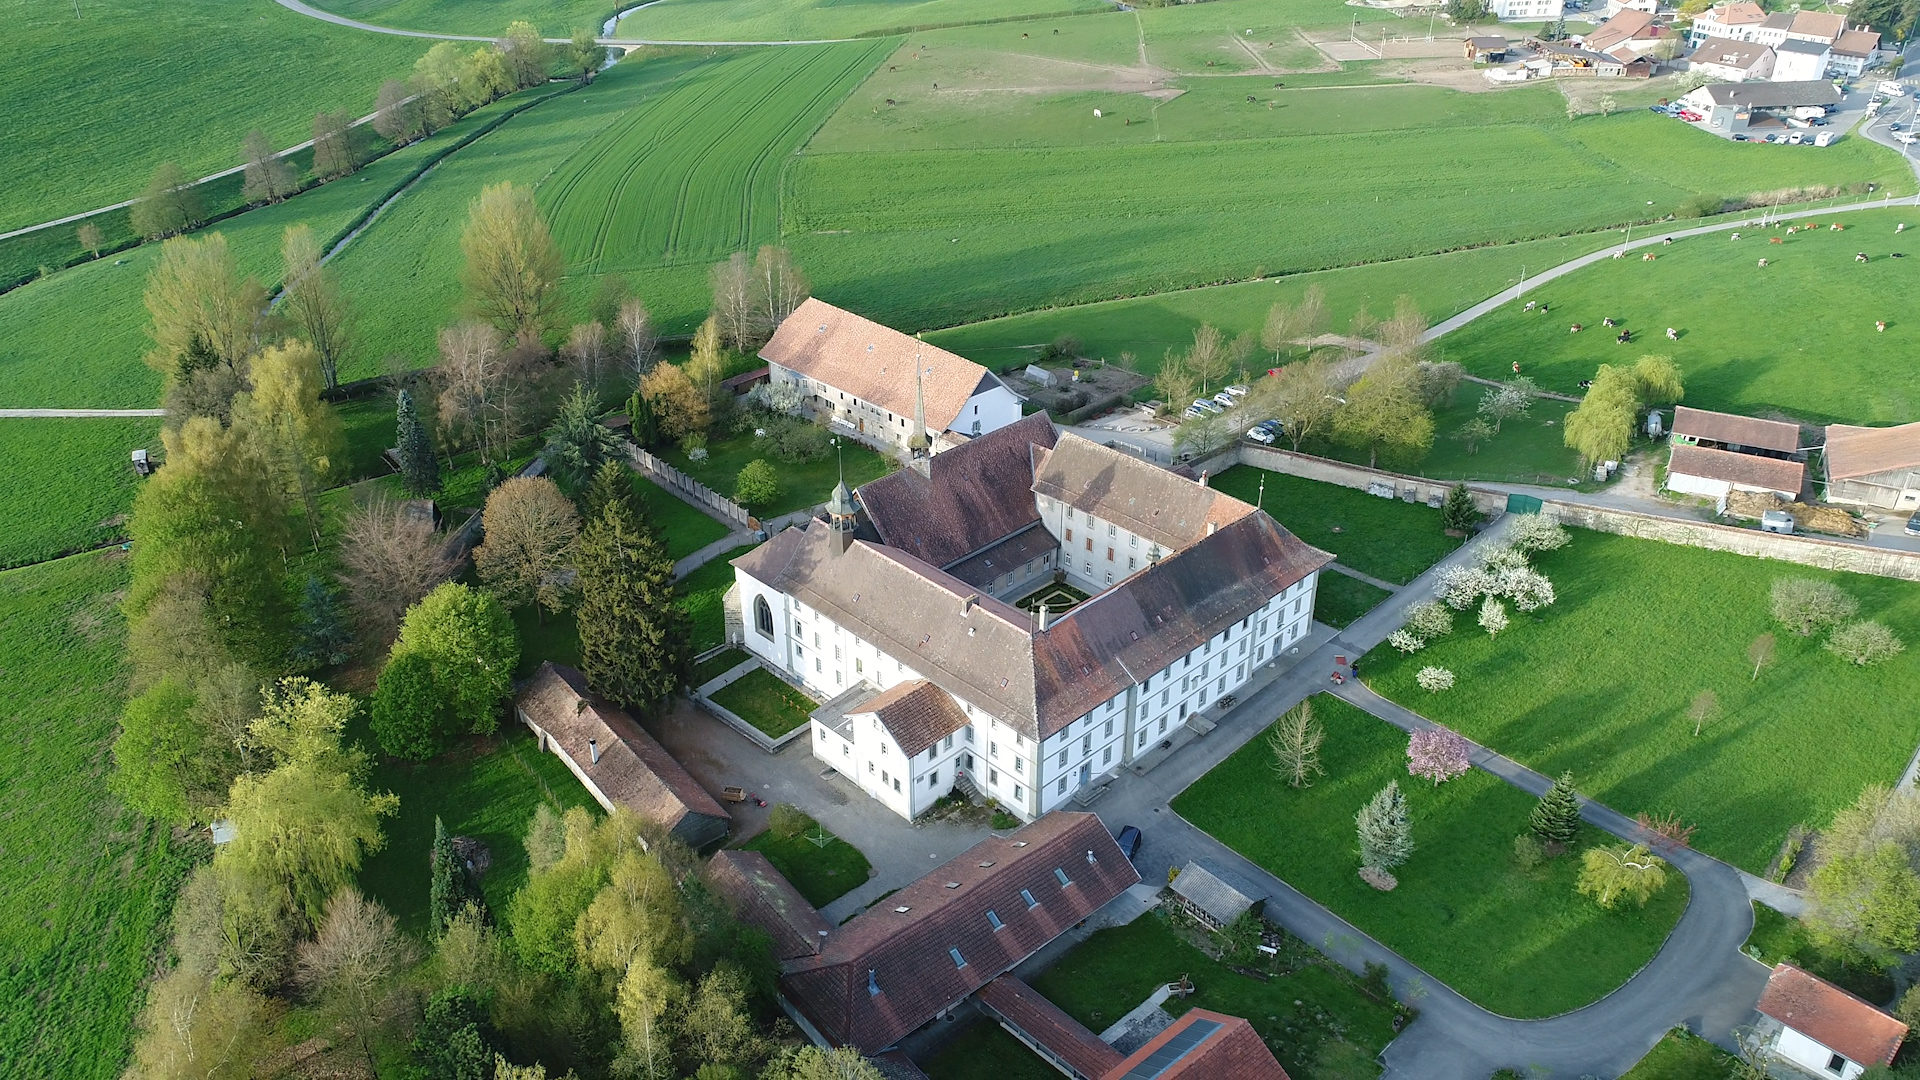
(1815, 130, 1836, 147)
(1881, 80, 1907, 97)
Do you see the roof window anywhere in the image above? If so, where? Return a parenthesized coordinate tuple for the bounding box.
(1021, 888, 1039, 909)
(950, 948, 967, 969)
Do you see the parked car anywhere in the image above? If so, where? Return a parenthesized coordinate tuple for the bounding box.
(1115, 825, 1142, 862)
(1192, 398, 1222, 414)
(1245, 425, 1275, 444)
(1212, 392, 1237, 409)
(1810, 117, 1828, 126)
(1256, 418, 1284, 435)
(1184, 405, 1207, 420)
(1897, 132, 1917, 144)
(1907, 509, 1920, 536)
(1762, 133, 1779, 143)
(1892, 122, 1906, 132)
(1732, 133, 1749, 141)
(1225, 384, 1249, 398)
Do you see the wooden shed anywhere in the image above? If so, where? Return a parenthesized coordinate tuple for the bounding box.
(1166, 862, 1261, 932)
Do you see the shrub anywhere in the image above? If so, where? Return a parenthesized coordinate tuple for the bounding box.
(734, 459, 780, 509)
(1577, 843, 1669, 909)
(1415, 666, 1455, 692)
(1041, 333, 1084, 362)
(1406, 601, 1454, 639)
(1506, 513, 1570, 553)
(1513, 833, 1546, 872)
(1435, 566, 1494, 610)
(1771, 578, 1858, 636)
(1677, 193, 1726, 219)
(1828, 621, 1905, 666)
(1360, 960, 1392, 1002)
(768, 803, 809, 840)
(1479, 595, 1509, 638)
(1387, 629, 1426, 654)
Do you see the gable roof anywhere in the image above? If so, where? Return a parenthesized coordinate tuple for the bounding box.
(1692, 36, 1772, 69)
(1168, 862, 1257, 925)
(978, 975, 1124, 1079)
(855, 679, 972, 758)
(1585, 9, 1657, 52)
(1032, 432, 1256, 551)
(516, 663, 731, 837)
(1756, 963, 1907, 1067)
(1825, 422, 1920, 480)
(1776, 37, 1831, 55)
(1102, 1009, 1290, 1080)
(1703, 1, 1766, 26)
(1671, 406, 1800, 452)
(860, 411, 1059, 568)
(1833, 28, 1882, 55)
(1787, 9, 1845, 41)
(1667, 445, 1805, 494)
(761, 298, 1001, 434)
(780, 812, 1139, 1052)
(706, 849, 833, 961)
(1694, 80, 1840, 108)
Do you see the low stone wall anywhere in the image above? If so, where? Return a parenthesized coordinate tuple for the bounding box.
(1235, 445, 1507, 515)
(1540, 499, 1920, 581)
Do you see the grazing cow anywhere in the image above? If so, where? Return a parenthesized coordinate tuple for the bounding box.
(1833, 223, 1845, 231)
(1893, 253, 1908, 259)
(1602, 317, 1616, 327)
(1612, 250, 1625, 259)
(1900, 223, 1908, 233)
(1578, 379, 1594, 389)
(1570, 324, 1583, 333)
(1643, 253, 1657, 261)
(1662, 237, 1673, 245)
(1731, 233, 1741, 240)
(1758, 258, 1768, 268)
(1524, 300, 1537, 311)
(1539, 304, 1549, 313)
(1857, 252, 1870, 263)
(1769, 237, 1784, 244)
(1666, 327, 1678, 340)
(1512, 361, 1522, 374)
(1616, 331, 1632, 344)
(1878, 321, 1888, 332)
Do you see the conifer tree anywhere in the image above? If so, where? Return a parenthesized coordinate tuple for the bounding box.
(1356, 781, 1414, 872)
(429, 815, 470, 933)
(1441, 483, 1478, 533)
(580, 460, 634, 523)
(397, 389, 440, 497)
(575, 494, 688, 715)
(1530, 771, 1582, 846)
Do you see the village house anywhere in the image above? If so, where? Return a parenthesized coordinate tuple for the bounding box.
(759, 298, 1022, 455)
(1687, 0, 1768, 46)
(1687, 36, 1774, 82)
(1782, 9, 1846, 48)
(1755, 963, 1907, 1079)
(1680, 80, 1841, 134)
(1772, 38, 1833, 83)
(728, 409, 1330, 824)
(1603, 0, 1658, 17)
(1829, 28, 1885, 77)
(1823, 421, 1920, 510)
(1582, 9, 1667, 55)
(1486, 0, 1565, 21)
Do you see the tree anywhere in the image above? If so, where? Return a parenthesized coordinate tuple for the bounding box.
(393, 583, 520, 734)
(752, 245, 810, 341)
(1183, 324, 1232, 394)
(1506, 512, 1569, 553)
(1153, 349, 1197, 412)
(1685, 689, 1718, 737)
(433, 320, 523, 466)
(77, 221, 104, 259)
(1631, 353, 1686, 407)
(232, 339, 343, 548)
(1266, 700, 1324, 788)
(395, 388, 441, 496)
(1477, 378, 1536, 434)
(123, 961, 271, 1080)
(681, 964, 761, 1069)
(1748, 632, 1776, 681)
(1809, 842, 1920, 959)
(1771, 578, 1858, 636)
(240, 129, 298, 205)
(762, 1047, 886, 1080)
(1828, 621, 1906, 666)
(1407, 728, 1471, 785)
(1332, 354, 1434, 468)
(1441, 483, 1478, 533)
(1561, 363, 1639, 471)
(311, 110, 358, 181)
(1407, 601, 1454, 639)
(1478, 594, 1508, 637)
(131, 162, 202, 240)
(297, 887, 414, 1071)
(568, 28, 607, 81)
(430, 816, 473, 932)
(577, 850, 692, 976)
(735, 459, 780, 509)
(500, 21, 553, 89)
(1260, 299, 1297, 362)
(461, 182, 564, 340)
(462, 45, 512, 109)
(280, 224, 351, 389)
(1415, 666, 1454, 692)
(711, 251, 756, 350)
(369, 651, 447, 760)
(1577, 844, 1669, 909)
(544, 381, 625, 489)
(1452, 416, 1496, 455)
(412, 42, 468, 132)
(474, 475, 581, 616)
(618, 296, 657, 378)
(1356, 781, 1413, 871)
(1530, 772, 1581, 845)
(615, 956, 686, 1080)
(373, 78, 423, 144)
(561, 320, 614, 397)
(337, 494, 458, 641)
(292, 576, 354, 670)
(1252, 355, 1338, 451)
(1445, 0, 1491, 20)
(641, 362, 711, 441)
(1417, 360, 1463, 408)
(112, 678, 217, 824)
(1172, 410, 1232, 460)
(575, 492, 689, 714)
(142, 233, 266, 376)
(686, 315, 727, 409)
(412, 987, 496, 1080)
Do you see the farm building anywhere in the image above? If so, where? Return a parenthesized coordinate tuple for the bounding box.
(1166, 861, 1261, 932)
(1102, 1010, 1291, 1080)
(1466, 36, 1511, 62)
(977, 975, 1124, 1080)
(1665, 445, 1805, 501)
(1822, 422, 1920, 510)
(1755, 964, 1907, 1079)
(1829, 28, 1884, 76)
(1687, 37, 1774, 82)
(516, 662, 732, 851)
(706, 850, 834, 961)
(760, 299, 1022, 455)
(1538, 43, 1648, 77)
(729, 415, 1328, 823)
(1772, 38, 1832, 82)
(1671, 406, 1801, 455)
(1679, 80, 1840, 133)
(1582, 10, 1665, 56)
(1687, 1, 1767, 46)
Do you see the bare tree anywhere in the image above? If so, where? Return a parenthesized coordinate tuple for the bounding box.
(1251, 354, 1338, 451)
(473, 475, 582, 617)
(373, 79, 422, 144)
(433, 320, 524, 465)
(142, 233, 267, 377)
(1185, 324, 1232, 394)
(337, 495, 458, 641)
(561, 320, 612, 398)
(617, 297, 657, 378)
(710, 252, 756, 350)
(1686, 689, 1718, 737)
(77, 221, 104, 259)
(240, 129, 298, 205)
(131, 162, 203, 241)
(1153, 350, 1197, 411)
(310, 110, 358, 181)
(1748, 632, 1775, 681)
(1267, 701, 1324, 788)
(280, 224, 350, 390)
(296, 888, 415, 1073)
(1260, 300, 1296, 363)
(752, 245, 810, 339)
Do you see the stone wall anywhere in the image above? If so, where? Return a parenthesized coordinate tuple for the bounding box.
(1539, 499, 1920, 581)
(1235, 446, 1508, 515)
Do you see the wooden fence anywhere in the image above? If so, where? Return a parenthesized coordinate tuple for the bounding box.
(625, 446, 753, 529)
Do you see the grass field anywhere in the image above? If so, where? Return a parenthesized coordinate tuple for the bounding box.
(0, 552, 193, 1080)
(1029, 914, 1403, 1079)
(630, 473, 734, 560)
(618, 0, 1111, 40)
(1439, 206, 1920, 424)
(1745, 901, 1894, 1005)
(1619, 1030, 1739, 1080)
(1173, 696, 1688, 1018)
(309, 0, 612, 35)
(920, 1021, 1056, 1080)
(1212, 467, 1460, 585)
(0, 418, 161, 570)
(2, 0, 422, 232)
(1314, 572, 1392, 629)
(710, 668, 817, 738)
(682, 545, 755, 652)
(736, 809, 872, 907)
(1278, 393, 1588, 487)
(1364, 529, 1920, 873)
(656, 430, 895, 519)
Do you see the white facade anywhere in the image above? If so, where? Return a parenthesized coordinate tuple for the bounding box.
(1829, 47, 1879, 77)
(1773, 44, 1831, 82)
(1489, 0, 1564, 20)
(1604, 0, 1657, 17)
(1773, 1024, 1868, 1080)
(768, 364, 1021, 455)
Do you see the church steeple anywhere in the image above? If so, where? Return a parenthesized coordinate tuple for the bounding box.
(828, 439, 859, 554)
(908, 345, 932, 476)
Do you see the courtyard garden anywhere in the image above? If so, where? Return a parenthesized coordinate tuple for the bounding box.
(656, 426, 896, 521)
(1173, 696, 1688, 1018)
(1363, 528, 1920, 873)
(1211, 467, 1460, 585)
(737, 806, 873, 908)
(919, 1022, 1056, 1080)
(1313, 573, 1393, 630)
(709, 667, 817, 739)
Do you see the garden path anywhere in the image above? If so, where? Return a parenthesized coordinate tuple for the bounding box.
(1325, 562, 1398, 593)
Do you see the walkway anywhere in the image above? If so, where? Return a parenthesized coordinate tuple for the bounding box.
(1324, 562, 1398, 594)
(0, 408, 166, 418)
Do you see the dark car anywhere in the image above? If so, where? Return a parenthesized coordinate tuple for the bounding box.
(1732, 133, 1750, 141)
(1906, 509, 1920, 537)
(1115, 825, 1142, 862)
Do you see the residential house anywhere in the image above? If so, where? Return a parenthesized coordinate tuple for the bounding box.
(1487, 0, 1565, 20)
(1688, 36, 1773, 82)
(760, 298, 1022, 456)
(1756, 963, 1907, 1079)
(1583, 9, 1666, 55)
(1604, 0, 1658, 16)
(1166, 862, 1262, 932)
(1783, 9, 1846, 47)
(1773, 38, 1832, 82)
(516, 662, 732, 851)
(1101, 1009, 1292, 1080)
(1680, 80, 1841, 133)
(730, 411, 1329, 823)
(1830, 28, 1884, 77)
(1686, 1, 1768, 46)
(1823, 421, 1920, 510)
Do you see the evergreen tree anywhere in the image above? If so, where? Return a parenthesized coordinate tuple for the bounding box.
(581, 459, 636, 523)
(1441, 483, 1479, 534)
(429, 815, 471, 933)
(292, 576, 354, 670)
(1356, 780, 1414, 871)
(575, 495, 689, 715)
(397, 388, 441, 497)
(412, 987, 495, 1080)
(1530, 771, 1581, 846)
(624, 385, 659, 449)
(369, 651, 447, 759)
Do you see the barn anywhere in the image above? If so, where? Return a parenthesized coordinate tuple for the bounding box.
(1823, 421, 1920, 510)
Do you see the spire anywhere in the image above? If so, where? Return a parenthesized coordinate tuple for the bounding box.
(828, 478, 857, 518)
(907, 343, 931, 468)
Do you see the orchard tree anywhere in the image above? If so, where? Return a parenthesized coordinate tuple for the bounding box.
(735, 459, 780, 509)
(1771, 578, 1858, 636)
(1686, 689, 1719, 737)
(1478, 594, 1508, 637)
(1266, 700, 1325, 788)
(1748, 632, 1776, 681)
(1407, 728, 1471, 785)
(1477, 378, 1537, 434)
(460, 182, 563, 341)
(474, 475, 581, 616)
(1828, 621, 1906, 666)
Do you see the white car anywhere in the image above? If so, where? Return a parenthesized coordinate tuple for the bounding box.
(1224, 384, 1250, 397)
(1192, 398, 1223, 414)
(1184, 405, 1207, 420)
(1245, 425, 1275, 444)
(1898, 132, 1919, 144)
(1213, 392, 1237, 409)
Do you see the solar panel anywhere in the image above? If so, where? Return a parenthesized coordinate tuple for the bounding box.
(1119, 1018, 1221, 1080)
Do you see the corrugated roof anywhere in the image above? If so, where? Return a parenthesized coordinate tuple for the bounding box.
(706, 849, 833, 961)
(1825, 422, 1920, 480)
(1667, 445, 1805, 494)
(856, 679, 972, 759)
(1032, 432, 1255, 552)
(978, 975, 1124, 1079)
(761, 298, 1002, 435)
(780, 812, 1139, 1052)
(860, 411, 1059, 568)
(1101, 1009, 1289, 1080)
(1168, 862, 1256, 924)
(1756, 963, 1906, 1067)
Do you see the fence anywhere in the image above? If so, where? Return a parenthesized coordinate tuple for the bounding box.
(626, 446, 753, 529)
(1235, 445, 1508, 516)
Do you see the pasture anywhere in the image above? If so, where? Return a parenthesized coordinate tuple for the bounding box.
(0, 552, 192, 1080)
(2, 0, 420, 232)
(1173, 696, 1688, 1018)
(308, 0, 611, 35)
(617, 0, 1112, 41)
(0, 418, 161, 570)
(1440, 206, 1920, 423)
(1363, 529, 1920, 873)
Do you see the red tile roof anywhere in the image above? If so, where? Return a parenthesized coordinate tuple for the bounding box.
(977, 975, 1123, 1079)
(855, 679, 973, 758)
(761, 298, 1002, 434)
(1667, 445, 1805, 494)
(706, 850, 832, 962)
(780, 812, 1139, 1052)
(859, 411, 1059, 569)
(1833, 28, 1882, 56)
(1671, 406, 1801, 453)
(1756, 963, 1907, 1067)
(1101, 1009, 1289, 1080)
(1825, 422, 1920, 481)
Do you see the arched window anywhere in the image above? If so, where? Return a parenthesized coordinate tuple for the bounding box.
(754, 595, 774, 639)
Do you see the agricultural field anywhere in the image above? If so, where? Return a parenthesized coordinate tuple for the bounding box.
(617, 0, 1111, 41)
(1364, 529, 1920, 873)
(0, 418, 161, 570)
(2, 0, 421, 232)
(308, 0, 612, 35)
(1441, 206, 1920, 424)
(1173, 696, 1689, 1018)
(0, 552, 192, 1080)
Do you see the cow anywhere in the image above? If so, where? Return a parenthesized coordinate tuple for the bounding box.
(1602, 317, 1616, 327)
(1878, 320, 1888, 332)
(1570, 324, 1583, 333)
(1666, 327, 1678, 340)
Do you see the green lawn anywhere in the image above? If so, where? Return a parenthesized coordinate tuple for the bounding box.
(359, 726, 596, 935)
(1314, 572, 1392, 630)
(308, 0, 610, 35)
(736, 810, 873, 908)
(1745, 902, 1895, 1006)
(1438, 206, 1920, 425)
(920, 1021, 1058, 1080)
(681, 545, 755, 652)
(1619, 1029, 1739, 1080)
(630, 472, 734, 560)
(1029, 914, 1402, 1080)
(1288, 392, 1587, 487)
(1213, 467, 1460, 585)
(692, 647, 750, 688)
(0, 553, 193, 1080)
(656, 431, 896, 520)
(1172, 696, 1688, 1018)
(709, 668, 817, 738)
(0, 417, 161, 570)
(618, 0, 1110, 39)
(1364, 529, 1920, 873)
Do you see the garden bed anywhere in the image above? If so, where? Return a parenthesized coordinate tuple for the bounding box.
(708, 668, 817, 739)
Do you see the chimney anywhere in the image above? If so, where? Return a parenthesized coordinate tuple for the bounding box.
(1199, 470, 1209, 487)
(1037, 603, 1050, 632)
(1207, 521, 1217, 535)
(588, 737, 600, 765)
(961, 594, 978, 615)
